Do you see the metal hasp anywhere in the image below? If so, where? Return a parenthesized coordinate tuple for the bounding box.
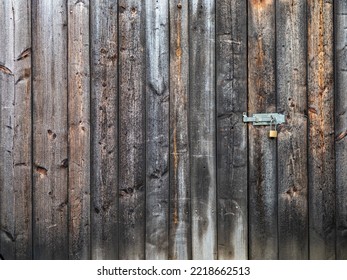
(242, 112, 285, 126)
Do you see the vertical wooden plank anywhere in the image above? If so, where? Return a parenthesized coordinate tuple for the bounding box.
(276, 0, 308, 259)
(32, 0, 68, 259)
(169, 0, 191, 260)
(118, 0, 146, 259)
(248, 0, 277, 259)
(0, 0, 14, 260)
(216, 0, 248, 260)
(90, 0, 118, 260)
(145, 0, 169, 260)
(189, 0, 217, 259)
(307, 0, 335, 260)
(335, 0, 347, 260)
(0, 0, 32, 260)
(68, 0, 91, 260)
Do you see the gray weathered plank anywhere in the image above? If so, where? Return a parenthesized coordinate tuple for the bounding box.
(32, 0, 68, 259)
(216, 0, 248, 260)
(0, 0, 15, 261)
(276, 0, 308, 259)
(335, 0, 347, 260)
(118, 0, 146, 259)
(0, 0, 32, 260)
(68, 0, 91, 260)
(248, 0, 278, 259)
(307, 0, 335, 260)
(90, 0, 118, 260)
(145, 0, 170, 260)
(168, 0, 191, 260)
(189, 0, 217, 260)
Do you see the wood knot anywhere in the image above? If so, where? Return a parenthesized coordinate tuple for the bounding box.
(47, 129, 57, 139)
(36, 165, 48, 178)
(61, 158, 68, 168)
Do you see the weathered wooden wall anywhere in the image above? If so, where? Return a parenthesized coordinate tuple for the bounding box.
(0, 0, 345, 260)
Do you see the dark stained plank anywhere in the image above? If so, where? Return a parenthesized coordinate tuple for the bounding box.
(67, 0, 91, 260)
(189, 0, 217, 259)
(335, 0, 347, 260)
(307, 0, 335, 260)
(276, 0, 308, 259)
(0, 0, 32, 260)
(168, 0, 191, 260)
(248, 0, 277, 259)
(145, 0, 170, 260)
(118, 0, 146, 259)
(90, 0, 118, 260)
(32, 0, 68, 259)
(216, 0, 248, 260)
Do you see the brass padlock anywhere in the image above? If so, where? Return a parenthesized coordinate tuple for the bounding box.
(269, 130, 278, 138)
(269, 118, 278, 138)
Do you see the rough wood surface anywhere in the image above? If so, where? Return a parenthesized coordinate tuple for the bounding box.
(118, 0, 146, 259)
(0, 0, 32, 260)
(169, 0, 191, 260)
(276, 0, 308, 259)
(335, 0, 347, 260)
(32, 0, 68, 259)
(145, 0, 170, 260)
(248, 0, 278, 260)
(0, 0, 344, 261)
(0, 0, 16, 261)
(90, 0, 118, 260)
(189, 0, 217, 260)
(67, 0, 91, 260)
(216, 0, 248, 260)
(307, 0, 335, 260)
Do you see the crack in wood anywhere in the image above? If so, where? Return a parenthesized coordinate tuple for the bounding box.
(0, 65, 13, 75)
(0, 228, 16, 242)
(16, 48, 31, 61)
(336, 130, 347, 142)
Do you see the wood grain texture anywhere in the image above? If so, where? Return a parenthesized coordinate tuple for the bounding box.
(118, 0, 146, 259)
(189, 0, 217, 260)
(335, 0, 347, 260)
(307, 0, 335, 260)
(32, 0, 68, 259)
(145, 0, 170, 260)
(90, 0, 118, 260)
(169, 0, 191, 260)
(276, 0, 308, 259)
(67, 0, 91, 260)
(0, 0, 15, 261)
(0, 0, 32, 260)
(216, 0, 248, 260)
(0, 0, 344, 261)
(248, 0, 278, 259)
